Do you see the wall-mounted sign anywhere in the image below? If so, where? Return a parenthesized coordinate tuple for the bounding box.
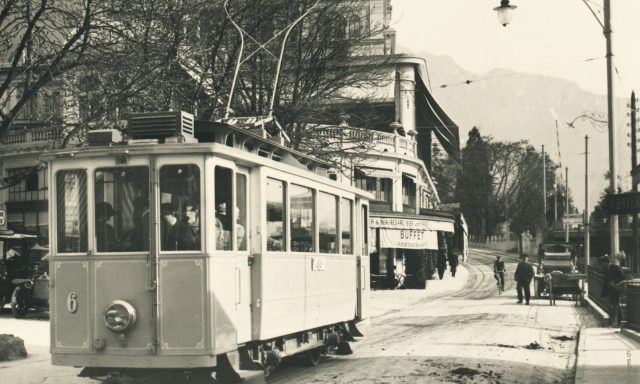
(562, 213, 583, 225)
(439, 202, 460, 210)
(370, 216, 454, 232)
(379, 228, 438, 250)
(0, 208, 5, 226)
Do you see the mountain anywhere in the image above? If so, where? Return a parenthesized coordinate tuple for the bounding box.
(415, 51, 631, 213)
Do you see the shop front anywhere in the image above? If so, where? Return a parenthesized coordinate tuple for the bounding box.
(369, 211, 455, 289)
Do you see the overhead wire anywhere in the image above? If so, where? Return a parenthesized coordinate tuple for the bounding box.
(438, 55, 605, 89)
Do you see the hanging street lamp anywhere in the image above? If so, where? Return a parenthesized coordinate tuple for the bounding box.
(493, 0, 517, 27)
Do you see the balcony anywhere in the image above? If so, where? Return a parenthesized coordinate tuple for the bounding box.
(0, 125, 62, 154)
(314, 126, 417, 158)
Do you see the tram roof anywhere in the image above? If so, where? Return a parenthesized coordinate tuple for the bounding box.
(41, 117, 330, 170)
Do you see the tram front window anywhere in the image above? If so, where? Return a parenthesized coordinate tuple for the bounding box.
(56, 170, 88, 253)
(95, 167, 149, 252)
(160, 165, 200, 251)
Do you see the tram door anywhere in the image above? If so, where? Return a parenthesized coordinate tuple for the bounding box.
(356, 202, 369, 320)
(213, 162, 251, 345)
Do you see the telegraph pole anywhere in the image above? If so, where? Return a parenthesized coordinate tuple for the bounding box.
(631, 91, 638, 272)
(565, 166, 569, 242)
(585, 135, 590, 268)
(542, 145, 546, 224)
(604, 0, 619, 257)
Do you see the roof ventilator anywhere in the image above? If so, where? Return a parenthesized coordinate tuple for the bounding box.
(127, 111, 197, 144)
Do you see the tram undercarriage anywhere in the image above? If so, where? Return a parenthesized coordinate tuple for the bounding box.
(78, 321, 362, 384)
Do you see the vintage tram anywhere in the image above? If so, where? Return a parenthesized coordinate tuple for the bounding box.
(44, 112, 371, 383)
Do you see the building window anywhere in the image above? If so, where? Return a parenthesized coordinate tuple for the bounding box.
(355, 175, 391, 203)
(7, 167, 48, 202)
(348, 14, 362, 38)
(402, 174, 416, 208)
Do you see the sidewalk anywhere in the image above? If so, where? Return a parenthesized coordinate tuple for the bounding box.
(575, 327, 640, 383)
(367, 264, 469, 318)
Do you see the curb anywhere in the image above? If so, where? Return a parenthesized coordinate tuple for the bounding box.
(573, 326, 584, 384)
(583, 296, 610, 327)
(621, 328, 640, 344)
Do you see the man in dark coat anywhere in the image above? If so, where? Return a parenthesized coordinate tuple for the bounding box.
(606, 252, 626, 325)
(448, 251, 458, 277)
(436, 245, 447, 280)
(514, 255, 535, 305)
(161, 203, 196, 251)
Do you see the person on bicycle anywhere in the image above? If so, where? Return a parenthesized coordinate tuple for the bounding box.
(494, 255, 506, 291)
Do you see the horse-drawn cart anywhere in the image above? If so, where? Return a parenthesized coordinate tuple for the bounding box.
(545, 271, 586, 306)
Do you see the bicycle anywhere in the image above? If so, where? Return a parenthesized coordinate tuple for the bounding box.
(494, 271, 505, 295)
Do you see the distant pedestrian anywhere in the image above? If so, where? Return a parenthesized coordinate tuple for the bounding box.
(436, 246, 447, 280)
(514, 255, 535, 305)
(448, 252, 458, 277)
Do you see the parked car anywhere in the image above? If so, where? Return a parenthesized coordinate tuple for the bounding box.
(0, 230, 48, 316)
(537, 242, 576, 274)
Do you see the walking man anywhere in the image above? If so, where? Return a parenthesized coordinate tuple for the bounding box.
(514, 255, 535, 305)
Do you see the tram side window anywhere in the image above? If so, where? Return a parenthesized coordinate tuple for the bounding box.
(215, 167, 232, 250)
(318, 192, 337, 253)
(341, 198, 353, 254)
(95, 167, 149, 252)
(290, 184, 313, 252)
(56, 170, 87, 253)
(159, 165, 201, 251)
(236, 174, 247, 251)
(266, 178, 285, 251)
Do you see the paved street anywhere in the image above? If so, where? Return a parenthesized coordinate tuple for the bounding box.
(0, 249, 609, 383)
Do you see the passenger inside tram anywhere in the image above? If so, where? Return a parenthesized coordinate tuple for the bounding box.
(161, 203, 197, 251)
(95, 202, 117, 252)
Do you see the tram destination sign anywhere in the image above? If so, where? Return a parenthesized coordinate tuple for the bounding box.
(604, 192, 640, 214)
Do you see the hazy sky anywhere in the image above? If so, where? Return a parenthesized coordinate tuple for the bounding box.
(392, 0, 640, 212)
(393, 0, 640, 98)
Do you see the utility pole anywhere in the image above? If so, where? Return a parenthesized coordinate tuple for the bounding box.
(604, 0, 619, 257)
(554, 181, 558, 229)
(585, 135, 590, 268)
(542, 145, 546, 226)
(631, 91, 638, 273)
(565, 166, 569, 242)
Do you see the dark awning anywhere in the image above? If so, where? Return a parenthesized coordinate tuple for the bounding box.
(415, 73, 461, 163)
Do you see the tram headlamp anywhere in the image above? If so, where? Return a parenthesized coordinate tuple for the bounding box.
(103, 300, 137, 333)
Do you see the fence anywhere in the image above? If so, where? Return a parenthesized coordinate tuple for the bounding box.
(587, 265, 611, 314)
(624, 280, 640, 331)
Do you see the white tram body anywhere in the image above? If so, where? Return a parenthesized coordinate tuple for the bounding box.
(44, 113, 370, 380)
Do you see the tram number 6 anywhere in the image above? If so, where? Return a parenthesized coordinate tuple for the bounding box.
(67, 292, 78, 313)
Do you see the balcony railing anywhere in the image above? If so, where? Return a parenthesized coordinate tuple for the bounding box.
(0, 126, 62, 153)
(314, 126, 417, 158)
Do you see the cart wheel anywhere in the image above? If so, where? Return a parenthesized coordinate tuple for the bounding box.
(306, 347, 322, 367)
(11, 286, 28, 318)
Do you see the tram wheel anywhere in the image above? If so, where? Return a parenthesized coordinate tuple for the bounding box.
(11, 286, 28, 318)
(306, 347, 322, 367)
